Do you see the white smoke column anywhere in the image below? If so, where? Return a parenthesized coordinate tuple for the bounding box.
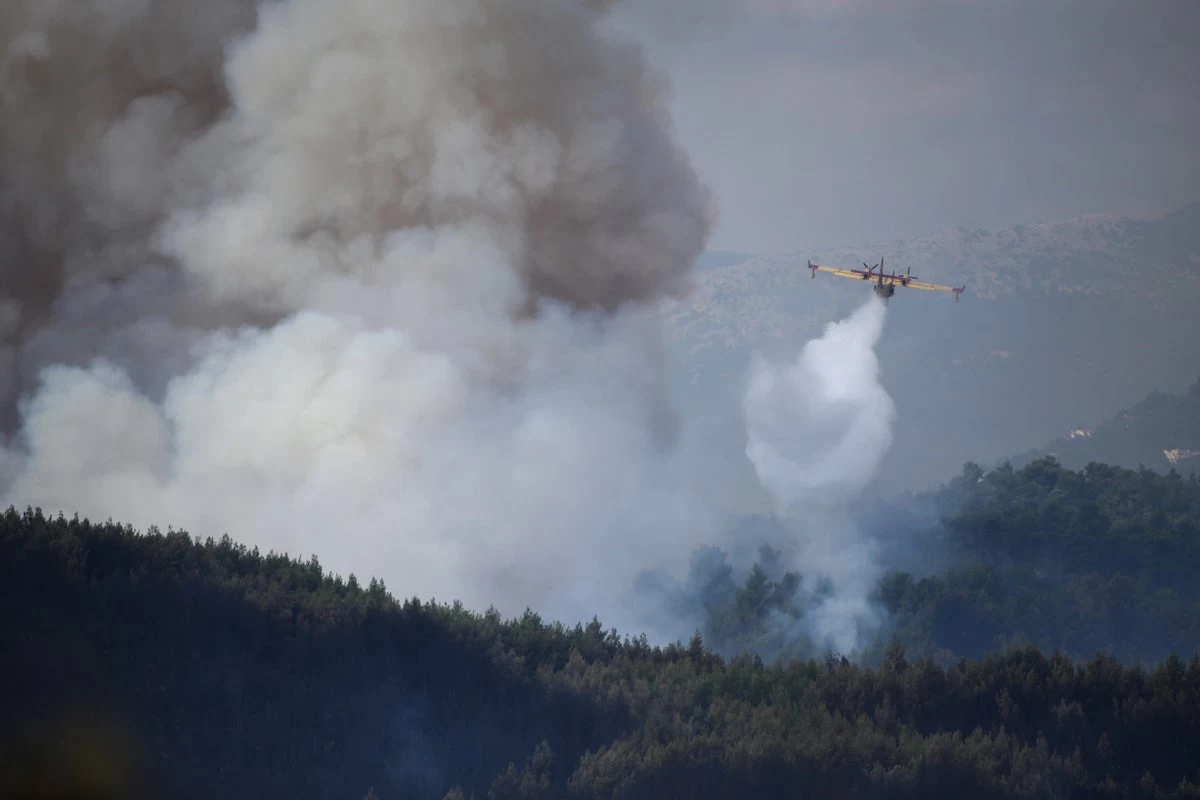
(742, 296, 895, 653)
(0, 0, 717, 633)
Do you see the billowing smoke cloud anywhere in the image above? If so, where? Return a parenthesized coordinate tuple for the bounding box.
(1, 0, 718, 632)
(740, 297, 895, 653)
(1, 0, 903, 655)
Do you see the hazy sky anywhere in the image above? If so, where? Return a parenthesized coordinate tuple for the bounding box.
(610, 0, 1200, 252)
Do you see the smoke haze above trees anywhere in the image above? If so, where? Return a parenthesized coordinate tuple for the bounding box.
(0, 0, 718, 634)
(1, 0, 902, 652)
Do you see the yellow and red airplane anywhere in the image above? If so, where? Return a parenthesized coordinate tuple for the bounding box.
(807, 256, 966, 302)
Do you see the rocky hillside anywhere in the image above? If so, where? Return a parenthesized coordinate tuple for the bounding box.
(1010, 377, 1200, 474)
(661, 202, 1200, 496)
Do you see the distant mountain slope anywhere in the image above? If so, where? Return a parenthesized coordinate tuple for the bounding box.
(665, 202, 1200, 497)
(1010, 377, 1200, 473)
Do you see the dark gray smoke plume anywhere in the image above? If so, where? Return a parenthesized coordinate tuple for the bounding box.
(2, 0, 717, 631)
(3, 0, 903, 654)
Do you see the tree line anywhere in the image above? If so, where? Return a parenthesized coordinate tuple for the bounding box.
(695, 457, 1200, 668)
(2, 456, 1198, 799)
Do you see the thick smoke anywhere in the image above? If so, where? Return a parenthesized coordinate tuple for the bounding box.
(2, 0, 902, 653)
(1, 0, 717, 631)
(740, 297, 895, 653)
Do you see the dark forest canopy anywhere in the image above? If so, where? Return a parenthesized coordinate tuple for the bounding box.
(2, 458, 1200, 800)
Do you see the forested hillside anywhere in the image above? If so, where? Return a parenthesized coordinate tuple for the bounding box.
(3, 460, 1200, 800)
(881, 457, 1200, 666)
(689, 457, 1200, 668)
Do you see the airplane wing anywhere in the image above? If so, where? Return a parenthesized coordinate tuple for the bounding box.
(808, 259, 965, 300)
(808, 263, 867, 280)
(902, 278, 956, 293)
(901, 277, 967, 301)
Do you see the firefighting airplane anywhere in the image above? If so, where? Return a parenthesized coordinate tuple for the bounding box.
(807, 256, 966, 302)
